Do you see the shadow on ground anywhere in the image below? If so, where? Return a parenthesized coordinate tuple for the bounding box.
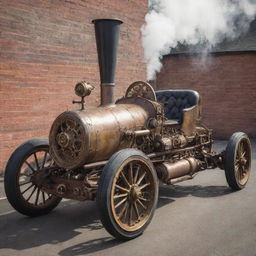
(59, 237, 122, 256)
(0, 201, 102, 250)
(157, 184, 232, 208)
(0, 183, 232, 255)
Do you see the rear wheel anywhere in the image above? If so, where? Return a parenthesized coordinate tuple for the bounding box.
(97, 149, 158, 240)
(224, 132, 251, 190)
(4, 138, 62, 216)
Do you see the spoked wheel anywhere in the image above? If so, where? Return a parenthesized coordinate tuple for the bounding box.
(97, 149, 158, 240)
(4, 138, 62, 216)
(224, 132, 252, 190)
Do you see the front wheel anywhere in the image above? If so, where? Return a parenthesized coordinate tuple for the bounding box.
(97, 149, 158, 240)
(4, 138, 62, 216)
(224, 132, 252, 190)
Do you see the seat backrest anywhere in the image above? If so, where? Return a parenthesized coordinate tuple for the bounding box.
(156, 90, 200, 123)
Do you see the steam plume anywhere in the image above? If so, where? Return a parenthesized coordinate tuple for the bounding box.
(142, 0, 256, 80)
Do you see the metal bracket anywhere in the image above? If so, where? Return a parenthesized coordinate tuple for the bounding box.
(73, 96, 85, 110)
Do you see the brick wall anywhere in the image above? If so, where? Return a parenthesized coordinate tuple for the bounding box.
(156, 53, 256, 139)
(0, 0, 148, 174)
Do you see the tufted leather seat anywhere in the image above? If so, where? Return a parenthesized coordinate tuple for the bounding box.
(156, 90, 200, 124)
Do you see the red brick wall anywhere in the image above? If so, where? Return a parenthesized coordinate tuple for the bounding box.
(156, 53, 256, 139)
(0, 0, 148, 173)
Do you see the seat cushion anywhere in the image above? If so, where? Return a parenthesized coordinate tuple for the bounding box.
(156, 90, 200, 123)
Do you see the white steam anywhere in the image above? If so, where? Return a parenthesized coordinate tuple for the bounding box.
(142, 0, 256, 80)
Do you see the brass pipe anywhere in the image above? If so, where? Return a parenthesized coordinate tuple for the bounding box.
(83, 160, 108, 170)
(155, 157, 200, 183)
(169, 175, 193, 184)
(134, 129, 151, 137)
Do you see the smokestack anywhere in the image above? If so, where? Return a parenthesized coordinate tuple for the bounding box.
(92, 18, 123, 105)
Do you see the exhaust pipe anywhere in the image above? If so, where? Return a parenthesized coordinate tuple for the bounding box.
(92, 18, 123, 105)
(155, 157, 201, 184)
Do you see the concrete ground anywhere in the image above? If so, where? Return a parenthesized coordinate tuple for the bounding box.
(0, 141, 255, 256)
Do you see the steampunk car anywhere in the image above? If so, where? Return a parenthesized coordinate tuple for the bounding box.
(4, 19, 252, 240)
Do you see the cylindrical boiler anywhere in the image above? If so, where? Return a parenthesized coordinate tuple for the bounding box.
(49, 103, 150, 169)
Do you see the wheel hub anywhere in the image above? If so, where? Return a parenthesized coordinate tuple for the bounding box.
(129, 185, 142, 202)
(240, 157, 247, 166)
(57, 132, 72, 148)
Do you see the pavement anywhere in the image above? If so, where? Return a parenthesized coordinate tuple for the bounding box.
(0, 140, 256, 256)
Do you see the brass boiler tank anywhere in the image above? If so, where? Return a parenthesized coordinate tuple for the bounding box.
(49, 98, 158, 169)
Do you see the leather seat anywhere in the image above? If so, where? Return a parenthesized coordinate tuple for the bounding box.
(156, 90, 200, 124)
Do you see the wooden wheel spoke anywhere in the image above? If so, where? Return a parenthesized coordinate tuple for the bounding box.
(128, 163, 133, 185)
(35, 187, 40, 206)
(234, 164, 240, 178)
(115, 184, 130, 193)
(237, 143, 241, 157)
(134, 166, 140, 184)
(240, 164, 245, 175)
(241, 151, 246, 158)
(124, 203, 130, 223)
(120, 172, 130, 188)
(239, 168, 244, 180)
(137, 199, 147, 210)
(21, 184, 34, 194)
(115, 197, 127, 209)
(133, 201, 140, 220)
(26, 186, 37, 202)
(139, 196, 149, 202)
(139, 183, 150, 190)
(118, 202, 129, 219)
(236, 165, 243, 180)
(25, 161, 36, 173)
(47, 158, 54, 167)
(114, 193, 128, 199)
(42, 191, 46, 204)
(34, 153, 40, 170)
(129, 203, 133, 226)
(240, 143, 244, 156)
(42, 151, 48, 168)
(136, 171, 146, 186)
